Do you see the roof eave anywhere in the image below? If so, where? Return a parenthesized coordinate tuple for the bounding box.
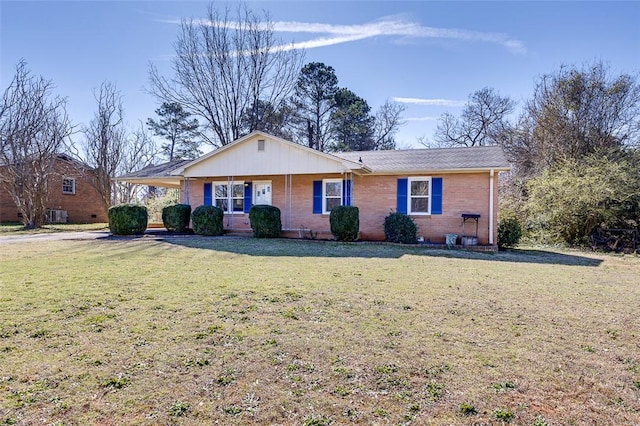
(111, 176, 183, 188)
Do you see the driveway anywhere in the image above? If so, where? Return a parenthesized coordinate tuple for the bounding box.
(0, 231, 111, 245)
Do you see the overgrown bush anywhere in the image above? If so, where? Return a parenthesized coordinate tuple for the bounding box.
(384, 212, 418, 244)
(525, 154, 640, 246)
(330, 205, 359, 241)
(249, 205, 281, 238)
(108, 204, 148, 235)
(498, 215, 523, 249)
(162, 204, 191, 232)
(191, 205, 224, 236)
(144, 188, 180, 223)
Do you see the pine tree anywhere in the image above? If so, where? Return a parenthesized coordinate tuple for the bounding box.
(147, 102, 201, 161)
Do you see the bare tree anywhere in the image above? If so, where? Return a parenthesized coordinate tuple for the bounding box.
(434, 87, 515, 147)
(505, 62, 640, 176)
(82, 82, 127, 213)
(0, 60, 73, 228)
(373, 100, 406, 150)
(148, 3, 304, 147)
(114, 122, 159, 204)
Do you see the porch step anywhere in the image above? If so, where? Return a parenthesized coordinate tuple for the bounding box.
(224, 229, 253, 237)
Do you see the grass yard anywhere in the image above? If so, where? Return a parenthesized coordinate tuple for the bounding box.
(0, 236, 639, 425)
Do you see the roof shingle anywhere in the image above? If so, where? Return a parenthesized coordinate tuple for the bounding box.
(335, 145, 510, 173)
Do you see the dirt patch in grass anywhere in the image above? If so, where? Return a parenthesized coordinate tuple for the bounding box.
(0, 238, 638, 425)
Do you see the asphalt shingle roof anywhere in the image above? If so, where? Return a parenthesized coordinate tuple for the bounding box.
(117, 159, 191, 180)
(116, 145, 510, 180)
(335, 145, 510, 173)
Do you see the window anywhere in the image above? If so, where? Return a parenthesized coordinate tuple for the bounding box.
(323, 179, 343, 214)
(62, 177, 75, 194)
(397, 177, 442, 215)
(408, 177, 431, 214)
(213, 182, 244, 213)
(313, 179, 351, 214)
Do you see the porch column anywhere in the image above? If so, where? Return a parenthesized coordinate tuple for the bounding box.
(489, 169, 495, 245)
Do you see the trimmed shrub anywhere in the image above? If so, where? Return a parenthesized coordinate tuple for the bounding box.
(162, 204, 191, 232)
(498, 215, 523, 249)
(108, 204, 148, 235)
(249, 205, 282, 238)
(330, 205, 359, 241)
(191, 205, 224, 236)
(384, 212, 418, 244)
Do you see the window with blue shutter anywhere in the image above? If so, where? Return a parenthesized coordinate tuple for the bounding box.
(203, 182, 212, 206)
(312, 180, 322, 214)
(398, 177, 443, 215)
(396, 178, 408, 214)
(431, 177, 443, 215)
(243, 182, 252, 213)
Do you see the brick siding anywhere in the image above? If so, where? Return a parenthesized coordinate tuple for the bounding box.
(182, 171, 499, 245)
(0, 158, 107, 223)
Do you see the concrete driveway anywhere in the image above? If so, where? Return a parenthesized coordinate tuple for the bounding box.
(0, 231, 111, 245)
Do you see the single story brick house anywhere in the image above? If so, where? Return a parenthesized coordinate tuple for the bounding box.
(0, 154, 107, 224)
(117, 131, 510, 246)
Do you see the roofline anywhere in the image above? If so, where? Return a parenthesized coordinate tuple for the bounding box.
(359, 167, 511, 176)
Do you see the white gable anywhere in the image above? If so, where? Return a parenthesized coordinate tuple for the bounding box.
(178, 132, 367, 178)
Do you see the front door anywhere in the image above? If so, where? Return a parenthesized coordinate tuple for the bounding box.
(254, 182, 272, 205)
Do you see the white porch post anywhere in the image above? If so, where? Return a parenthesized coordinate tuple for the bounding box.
(489, 169, 495, 245)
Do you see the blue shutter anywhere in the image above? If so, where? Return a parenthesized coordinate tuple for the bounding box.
(397, 178, 408, 214)
(431, 177, 443, 214)
(203, 183, 212, 206)
(312, 180, 322, 214)
(243, 182, 252, 213)
(342, 179, 352, 206)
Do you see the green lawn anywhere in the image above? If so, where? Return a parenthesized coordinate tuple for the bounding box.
(0, 236, 639, 425)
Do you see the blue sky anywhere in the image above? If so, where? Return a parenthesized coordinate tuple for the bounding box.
(2, 1, 639, 150)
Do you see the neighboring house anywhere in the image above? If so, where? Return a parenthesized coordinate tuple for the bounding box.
(0, 154, 108, 224)
(116, 131, 510, 246)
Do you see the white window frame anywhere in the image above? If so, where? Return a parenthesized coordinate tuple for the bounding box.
(408, 177, 432, 215)
(62, 177, 76, 195)
(322, 178, 343, 214)
(213, 181, 245, 214)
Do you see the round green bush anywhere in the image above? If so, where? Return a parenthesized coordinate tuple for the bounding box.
(249, 205, 282, 238)
(384, 212, 418, 244)
(108, 204, 148, 235)
(162, 203, 192, 232)
(330, 205, 359, 241)
(191, 205, 224, 236)
(498, 215, 523, 249)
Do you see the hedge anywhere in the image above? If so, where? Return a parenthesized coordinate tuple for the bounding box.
(191, 205, 224, 236)
(249, 205, 282, 238)
(108, 204, 148, 235)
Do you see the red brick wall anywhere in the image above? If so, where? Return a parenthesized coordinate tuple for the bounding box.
(181, 171, 499, 245)
(0, 183, 20, 222)
(353, 173, 498, 244)
(0, 159, 107, 223)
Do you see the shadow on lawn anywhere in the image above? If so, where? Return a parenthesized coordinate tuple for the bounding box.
(157, 234, 604, 267)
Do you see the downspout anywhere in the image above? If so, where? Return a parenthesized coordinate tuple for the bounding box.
(489, 169, 495, 245)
